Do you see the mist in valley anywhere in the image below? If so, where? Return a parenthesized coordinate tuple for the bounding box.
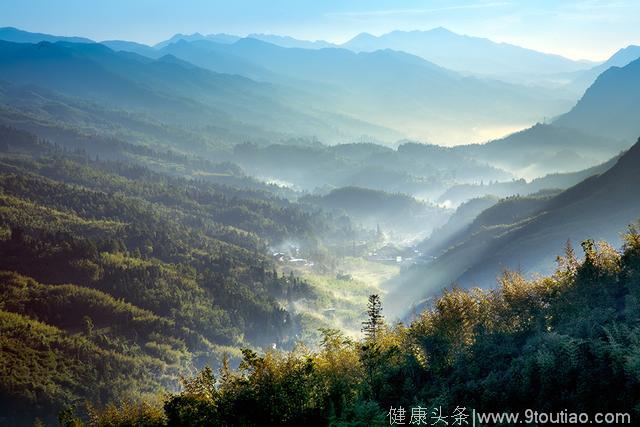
(1, 3, 640, 424)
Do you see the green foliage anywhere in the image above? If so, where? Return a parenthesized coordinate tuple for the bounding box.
(84, 223, 640, 425)
(362, 294, 384, 342)
(87, 399, 166, 427)
(300, 186, 450, 237)
(0, 145, 330, 424)
(0, 308, 167, 423)
(4, 127, 640, 424)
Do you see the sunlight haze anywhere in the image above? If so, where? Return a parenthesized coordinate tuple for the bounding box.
(2, 1, 640, 424)
(1, 0, 638, 60)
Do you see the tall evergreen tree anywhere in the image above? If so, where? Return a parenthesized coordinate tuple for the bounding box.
(362, 294, 384, 341)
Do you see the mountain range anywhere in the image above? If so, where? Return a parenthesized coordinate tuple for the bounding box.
(564, 44, 640, 94)
(437, 154, 619, 207)
(0, 39, 398, 146)
(154, 29, 640, 103)
(2, 17, 640, 426)
(0, 26, 93, 44)
(555, 57, 640, 141)
(459, 57, 640, 177)
(152, 36, 573, 144)
(0, 26, 590, 145)
(383, 55, 640, 317)
(1, 27, 638, 184)
(341, 27, 595, 77)
(387, 137, 640, 318)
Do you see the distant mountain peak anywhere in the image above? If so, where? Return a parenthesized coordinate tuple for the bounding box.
(349, 32, 376, 41)
(607, 45, 640, 66)
(154, 32, 240, 49)
(555, 57, 640, 141)
(156, 53, 187, 64)
(342, 27, 590, 76)
(427, 26, 455, 34)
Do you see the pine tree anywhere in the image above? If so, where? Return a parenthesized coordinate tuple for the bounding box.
(219, 353, 233, 390)
(556, 239, 579, 279)
(362, 294, 384, 341)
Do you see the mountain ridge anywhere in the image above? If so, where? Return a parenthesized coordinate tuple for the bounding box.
(0, 39, 400, 145)
(555, 57, 640, 141)
(341, 27, 594, 76)
(387, 137, 640, 318)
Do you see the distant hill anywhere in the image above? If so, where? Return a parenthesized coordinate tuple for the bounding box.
(232, 142, 511, 199)
(100, 40, 159, 57)
(158, 39, 278, 82)
(0, 27, 160, 60)
(457, 124, 626, 177)
(153, 32, 240, 49)
(601, 45, 640, 69)
(247, 34, 335, 49)
(162, 37, 572, 144)
(422, 189, 562, 260)
(567, 45, 640, 94)
(556, 58, 640, 142)
(0, 28, 575, 144)
(438, 153, 620, 206)
(418, 196, 499, 257)
(459, 55, 640, 176)
(0, 26, 93, 44)
(341, 27, 593, 77)
(301, 186, 450, 239)
(387, 138, 640, 318)
(304, 186, 425, 216)
(0, 40, 398, 145)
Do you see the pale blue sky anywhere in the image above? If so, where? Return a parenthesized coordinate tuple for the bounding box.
(1, 0, 638, 60)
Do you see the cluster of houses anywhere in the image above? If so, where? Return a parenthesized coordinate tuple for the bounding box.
(272, 251, 314, 267)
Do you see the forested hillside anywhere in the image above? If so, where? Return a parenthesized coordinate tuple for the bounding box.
(232, 141, 510, 199)
(1, 17, 639, 427)
(0, 128, 350, 423)
(301, 186, 449, 239)
(50, 223, 640, 426)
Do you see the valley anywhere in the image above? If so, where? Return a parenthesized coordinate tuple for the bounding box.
(0, 19, 640, 426)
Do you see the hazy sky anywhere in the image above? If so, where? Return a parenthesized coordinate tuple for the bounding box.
(1, 0, 639, 60)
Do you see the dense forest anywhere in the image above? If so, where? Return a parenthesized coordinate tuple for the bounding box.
(0, 126, 358, 424)
(300, 186, 450, 239)
(1, 22, 640, 427)
(3, 125, 638, 426)
(39, 224, 640, 426)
